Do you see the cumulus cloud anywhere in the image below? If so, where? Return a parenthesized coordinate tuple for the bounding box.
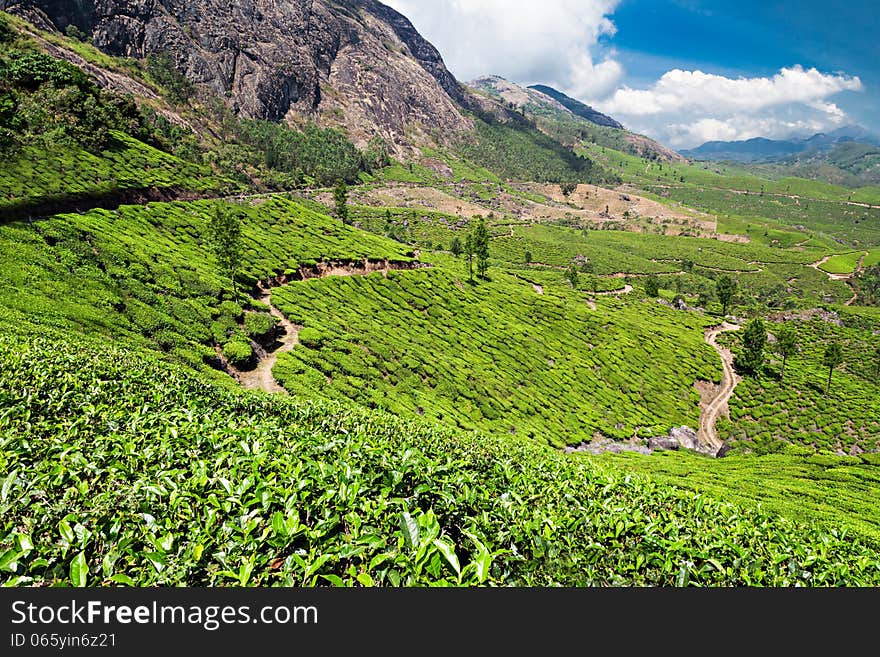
(382, 2, 864, 149)
(383, 0, 623, 99)
(590, 66, 863, 147)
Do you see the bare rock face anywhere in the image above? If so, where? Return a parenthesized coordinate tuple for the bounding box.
(2, 0, 473, 155)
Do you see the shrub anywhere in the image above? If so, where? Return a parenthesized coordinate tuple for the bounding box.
(223, 339, 253, 368)
(244, 311, 276, 340)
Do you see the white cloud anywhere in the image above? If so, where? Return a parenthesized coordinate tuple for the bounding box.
(383, 0, 623, 99)
(382, 2, 865, 149)
(595, 66, 863, 147)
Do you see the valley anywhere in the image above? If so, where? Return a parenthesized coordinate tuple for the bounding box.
(1, 4, 880, 589)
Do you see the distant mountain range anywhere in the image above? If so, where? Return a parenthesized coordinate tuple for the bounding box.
(680, 126, 880, 163)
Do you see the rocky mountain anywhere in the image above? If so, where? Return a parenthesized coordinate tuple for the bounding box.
(469, 75, 683, 163)
(680, 126, 880, 163)
(528, 84, 623, 130)
(0, 0, 477, 156)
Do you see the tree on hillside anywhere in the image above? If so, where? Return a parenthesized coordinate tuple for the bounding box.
(774, 324, 799, 383)
(823, 341, 844, 395)
(738, 318, 766, 374)
(464, 231, 475, 282)
(873, 344, 880, 379)
(560, 181, 577, 198)
(565, 264, 579, 289)
(716, 275, 737, 316)
(333, 180, 349, 225)
(644, 274, 660, 298)
(524, 250, 532, 265)
(207, 204, 242, 298)
(450, 236, 462, 258)
(471, 216, 490, 279)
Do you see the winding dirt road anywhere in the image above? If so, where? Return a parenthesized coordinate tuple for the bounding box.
(238, 285, 301, 395)
(236, 260, 428, 393)
(698, 322, 742, 452)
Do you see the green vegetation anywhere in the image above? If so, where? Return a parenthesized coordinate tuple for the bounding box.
(4, 333, 880, 587)
(738, 318, 767, 374)
(855, 265, 880, 305)
(206, 204, 244, 296)
(271, 267, 720, 446)
(820, 251, 865, 275)
(0, 197, 413, 371)
(3, 6, 880, 591)
(333, 180, 350, 225)
(456, 117, 618, 185)
(720, 311, 880, 454)
(593, 446, 880, 542)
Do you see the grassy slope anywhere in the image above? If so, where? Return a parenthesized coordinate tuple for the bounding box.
(3, 331, 880, 587)
(0, 197, 414, 370)
(0, 132, 229, 216)
(718, 311, 880, 454)
(271, 264, 720, 445)
(583, 144, 880, 247)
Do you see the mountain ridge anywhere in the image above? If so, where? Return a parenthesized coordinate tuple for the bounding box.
(1, 0, 477, 157)
(680, 126, 880, 163)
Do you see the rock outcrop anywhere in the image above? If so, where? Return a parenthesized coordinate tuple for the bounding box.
(1, 0, 474, 156)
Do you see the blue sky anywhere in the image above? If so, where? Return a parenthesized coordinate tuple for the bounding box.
(611, 0, 878, 130)
(384, 0, 877, 148)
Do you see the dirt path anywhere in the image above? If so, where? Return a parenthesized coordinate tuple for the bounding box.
(698, 322, 742, 452)
(809, 252, 869, 282)
(238, 285, 302, 394)
(594, 284, 634, 296)
(234, 259, 429, 394)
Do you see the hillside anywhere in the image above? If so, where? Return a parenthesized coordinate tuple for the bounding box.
(469, 75, 683, 163)
(528, 83, 623, 129)
(2, 6, 880, 591)
(2, 0, 473, 156)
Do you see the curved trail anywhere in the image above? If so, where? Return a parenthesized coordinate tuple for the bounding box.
(699, 322, 741, 452)
(594, 284, 634, 296)
(238, 285, 301, 394)
(236, 260, 429, 394)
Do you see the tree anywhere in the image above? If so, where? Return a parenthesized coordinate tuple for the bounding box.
(739, 318, 766, 374)
(716, 275, 737, 316)
(333, 180, 349, 225)
(565, 264, 579, 289)
(464, 231, 476, 282)
(470, 216, 490, 279)
(450, 236, 462, 258)
(524, 250, 532, 265)
(207, 204, 242, 297)
(823, 341, 844, 395)
(775, 324, 798, 383)
(644, 274, 660, 298)
(560, 181, 577, 198)
(873, 344, 880, 379)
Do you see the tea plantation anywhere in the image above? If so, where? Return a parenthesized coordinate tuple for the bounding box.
(4, 331, 880, 586)
(2, 8, 880, 588)
(271, 267, 721, 445)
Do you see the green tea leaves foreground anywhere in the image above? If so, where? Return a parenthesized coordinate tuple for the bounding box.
(2, 335, 880, 586)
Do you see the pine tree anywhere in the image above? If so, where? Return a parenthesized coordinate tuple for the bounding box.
(716, 275, 737, 316)
(471, 216, 490, 279)
(333, 180, 349, 225)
